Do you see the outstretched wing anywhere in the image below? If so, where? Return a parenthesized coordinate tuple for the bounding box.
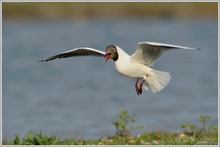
(130, 42, 199, 67)
(39, 47, 106, 62)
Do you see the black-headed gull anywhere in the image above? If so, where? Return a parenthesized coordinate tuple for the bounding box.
(40, 42, 198, 95)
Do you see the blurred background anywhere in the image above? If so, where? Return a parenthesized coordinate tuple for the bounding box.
(2, 2, 218, 139)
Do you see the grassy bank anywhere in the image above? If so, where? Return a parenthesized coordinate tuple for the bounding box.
(2, 2, 218, 20)
(3, 109, 218, 145)
(3, 130, 218, 145)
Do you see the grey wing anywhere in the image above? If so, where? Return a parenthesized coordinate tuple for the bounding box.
(130, 42, 199, 67)
(39, 47, 106, 62)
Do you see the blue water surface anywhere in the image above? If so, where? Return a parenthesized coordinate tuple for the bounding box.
(2, 18, 218, 139)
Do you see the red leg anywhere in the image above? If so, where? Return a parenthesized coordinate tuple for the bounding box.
(139, 80, 145, 94)
(135, 79, 140, 95)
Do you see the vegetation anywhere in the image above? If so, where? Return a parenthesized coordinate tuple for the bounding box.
(3, 109, 218, 145)
(2, 2, 218, 20)
(112, 109, 144, 137)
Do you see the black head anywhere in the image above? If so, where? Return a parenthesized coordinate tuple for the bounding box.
(104, 45, 118, 62)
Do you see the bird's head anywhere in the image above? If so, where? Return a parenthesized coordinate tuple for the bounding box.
(104, 45, 118, 62)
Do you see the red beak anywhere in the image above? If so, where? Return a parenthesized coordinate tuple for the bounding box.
(104, 53, 111, 62)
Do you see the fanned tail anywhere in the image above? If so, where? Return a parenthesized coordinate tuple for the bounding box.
(142, 69, 171, 93)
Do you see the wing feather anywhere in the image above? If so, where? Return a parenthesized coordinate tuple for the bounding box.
(130, 42, 199, 67)
(39, 47, 106, 62)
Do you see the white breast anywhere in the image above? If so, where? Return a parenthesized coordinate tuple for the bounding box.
(114, 46, 151, 78)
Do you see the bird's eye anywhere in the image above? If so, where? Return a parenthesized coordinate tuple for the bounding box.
(111, 48, 114, 51)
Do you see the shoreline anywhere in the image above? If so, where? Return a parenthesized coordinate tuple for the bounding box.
(3, 130, 218, 145)
(2, 2, 218, 21)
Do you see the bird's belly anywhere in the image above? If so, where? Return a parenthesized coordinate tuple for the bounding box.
(115, 62, 151, 78)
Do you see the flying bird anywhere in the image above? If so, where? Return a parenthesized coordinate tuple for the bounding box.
(39, 42, 198, 95)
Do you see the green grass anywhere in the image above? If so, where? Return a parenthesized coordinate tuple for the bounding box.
(4, 130, 218, 145)
(3, 110, 218, 145)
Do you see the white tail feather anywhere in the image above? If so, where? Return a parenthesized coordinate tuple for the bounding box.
(142, 69, 171, 93)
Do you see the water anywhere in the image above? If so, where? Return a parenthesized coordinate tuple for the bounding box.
(2, 18, 218, 139)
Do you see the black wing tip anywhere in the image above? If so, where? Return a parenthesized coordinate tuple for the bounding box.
(39, 59, 48, 62)
(39, 58, 55, 62)
(39, 55, 60, 62)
